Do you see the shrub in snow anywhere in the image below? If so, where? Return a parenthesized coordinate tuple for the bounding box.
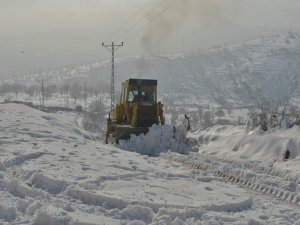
(118, 124, 191, 156)
(246, 101, 300, 132)
(202, 111, 215, 128)
(287, 105, 300, 125)
(82, 99, 105, 132)
(173, 125, 188, 143)
(283, 149, 290, 160)
(285, 139, 300, 159)
(246, 111, 269, 132)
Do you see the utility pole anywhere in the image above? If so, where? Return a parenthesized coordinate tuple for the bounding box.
(63, 84, 69, 108)
(38, 89, 42, 109)
(102, 42, 124, 112)
(66, 86, 69, 108)
(36, 78, 44, 109)
(84, 82, 87, 110)
(42, 79, 45, 108)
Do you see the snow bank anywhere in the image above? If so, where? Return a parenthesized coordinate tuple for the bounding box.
(188, 125, 300, 170)
(118, 124, 190, 156)
(0, 103, 96, 142)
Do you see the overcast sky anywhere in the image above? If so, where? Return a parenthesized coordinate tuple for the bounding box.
(1, 0, 300, 78)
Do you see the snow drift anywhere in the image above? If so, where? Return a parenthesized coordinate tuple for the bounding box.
(0, 100, 299, 224)
(118, 124, 190, 156)
(188, 125, 300, 174)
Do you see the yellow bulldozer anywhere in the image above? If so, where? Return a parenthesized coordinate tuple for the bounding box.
(106, 78, 165, 143)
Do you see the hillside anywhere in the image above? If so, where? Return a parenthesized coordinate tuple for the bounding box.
(6, 32, 300, 107)
(93, 33, 300, 106)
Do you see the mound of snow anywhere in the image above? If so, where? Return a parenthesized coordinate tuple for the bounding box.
(188, 125, 300, 169)
(0, 103, 95, 142)
(118, 124, 190, 156)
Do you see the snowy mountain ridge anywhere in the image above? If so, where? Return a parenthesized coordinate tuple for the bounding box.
(96, 32, 300, 106)
(6, 32, 300, 106)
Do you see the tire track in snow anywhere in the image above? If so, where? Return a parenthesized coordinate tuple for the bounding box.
(197, 153, 300, 184)
(164, 153, 300, 208)
(0, 152, 49, 171)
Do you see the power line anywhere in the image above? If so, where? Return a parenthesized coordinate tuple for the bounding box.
(115, 0, 173, 41)
(104, 0, 153, 42)
(86, 0, 177, 64)
(82, 0, 153, 64)
(124, 0, 181, 43)
(82, 0, 179, 68)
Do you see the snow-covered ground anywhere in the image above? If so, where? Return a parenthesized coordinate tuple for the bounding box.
(188, 125, 300, 172)
(0, 103, 299, 224)
(0, 92, 110, 111)
(1, 33, 300, 224)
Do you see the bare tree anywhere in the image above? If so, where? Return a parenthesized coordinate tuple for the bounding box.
(70, 83, 82, 104)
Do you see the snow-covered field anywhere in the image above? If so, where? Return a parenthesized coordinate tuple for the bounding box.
(0, 103, 300, 224)
(1, 33, 300, 224)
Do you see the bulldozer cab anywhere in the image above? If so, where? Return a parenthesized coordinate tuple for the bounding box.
(120, 79, 157, 104)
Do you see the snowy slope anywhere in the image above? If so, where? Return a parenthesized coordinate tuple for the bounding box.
(80, 32, 300, 106)
(1, 103, 299, 224)
(5, 32, 300, 107)
(188, 125, 300, 175)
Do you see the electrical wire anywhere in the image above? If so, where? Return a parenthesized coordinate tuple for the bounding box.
(103, 0, 153, 42)
(113, 0, 173, 41)
(89, 0, 179, 62)
(123, 0, 180, 43)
